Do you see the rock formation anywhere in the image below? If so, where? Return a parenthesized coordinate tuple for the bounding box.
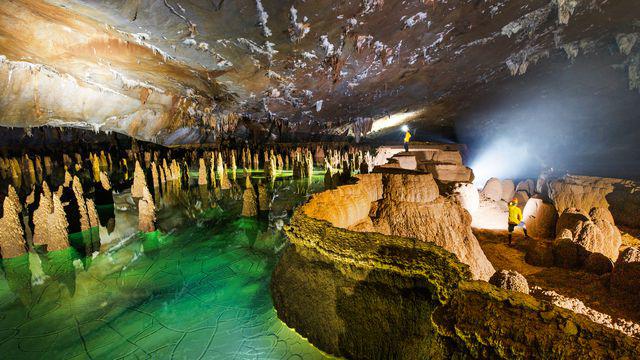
(522, 198, 558, 238)
(481, 177, 503, 202)
(552, 207, 621, 270)
(33, 183, 69, 252)
(0, 195, 26, 258)
(303, 173, 494, 281)
(611, 246, 640, 295)
(72, 176, 92, 231)
(273, 182, 640, 359)
(138, 185, 156, 232)
(241, 176, 257, 217)
(489, 270, 529, 294)
(258, 182, 269, 212)
(198, 158, 208, 186)
(131, 160, 146, 197)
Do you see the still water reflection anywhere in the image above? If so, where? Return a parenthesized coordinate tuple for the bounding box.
(0, 172, 332, 359)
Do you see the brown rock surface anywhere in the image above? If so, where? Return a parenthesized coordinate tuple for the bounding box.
(489, 269, 529, 294)
(611, 247, 640, 295)
(522, 198, 557, 239)
(0, 196, 26, 258)
(138, 185, 156, 232)
(131, 160, 146, 197)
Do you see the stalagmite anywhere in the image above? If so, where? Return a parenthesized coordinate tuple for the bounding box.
(306, 150, 314, 178)
(131, 160, 147, 197)
(0, 196, 26, 258)
(230, 150, 237, 180)
(99, 151, 108, 170)
(86, 198, 99, 228)
(162, 159, 171, 183)
(151, 162, 160, 188)
(138, 185, 156, 232)
(198, 158, 208, 186)
(100, 171, 111, 191)
(258, 181, 269, 211)
(91, 154, 101, 182)
(72, 176, 92, 231)
(220, 163, 231, 190)
(209, 156, 217, 188)
(33, 183, 69, 252)
(253, 153, 260, 170)
(35, 156, 43, 183)
(241, 176, 258, 217)
(43, 156, 52, 176)
(7, 184, 21, 211)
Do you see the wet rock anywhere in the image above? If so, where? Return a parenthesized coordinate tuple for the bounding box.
(611, 247, 640, 295)
(489, 270, 529, 294)
(258, 182, 269, 212)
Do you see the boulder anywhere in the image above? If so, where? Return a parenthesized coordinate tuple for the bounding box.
(555, 208, 589, 237)
(501, 179, 516, 202)
(514, 190, 529, 208)
(516, 179, 536, 196)
(481, 178, 502, 202)
(611, 247, 640, 295)
(584, 253, 614, 275)
(489, 270, 529, 294)
(553, 207, 621, 267)
(522, 198, 557, 239)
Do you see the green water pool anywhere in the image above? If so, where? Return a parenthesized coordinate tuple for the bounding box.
(0, 174, 332, 359)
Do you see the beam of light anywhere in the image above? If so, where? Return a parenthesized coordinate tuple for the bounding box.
(469, 137, 540, 188)
(370, 110, 423, 133)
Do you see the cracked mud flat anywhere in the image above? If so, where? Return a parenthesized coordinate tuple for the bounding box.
(0, 174, 331, 359)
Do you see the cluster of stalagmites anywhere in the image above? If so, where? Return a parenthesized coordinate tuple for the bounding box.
(0, 143, 374, 258)
(272, 172, 640, 359)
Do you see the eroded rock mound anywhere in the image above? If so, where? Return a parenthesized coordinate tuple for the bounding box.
(548, 206, 622, 273)
(611, 247, 640, 295)
(489, 270, 529, 294)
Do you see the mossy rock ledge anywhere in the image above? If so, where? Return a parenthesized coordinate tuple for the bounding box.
(271, 176, 640, 360)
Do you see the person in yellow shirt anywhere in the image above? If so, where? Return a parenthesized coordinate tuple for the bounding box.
(403, 129, 412, 152)
(508, 198, 528, 245)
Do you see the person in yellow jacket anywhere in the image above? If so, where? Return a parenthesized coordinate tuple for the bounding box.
(403, 129, 412, 152)
(508, 198, 528, 245)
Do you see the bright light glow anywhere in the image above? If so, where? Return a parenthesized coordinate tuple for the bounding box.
(401, 125, 409, 132)
(470, 137, 540, 188)
(370, 110, 423, 133)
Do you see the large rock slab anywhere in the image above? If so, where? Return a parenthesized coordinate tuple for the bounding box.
(481, 177, 503, 202)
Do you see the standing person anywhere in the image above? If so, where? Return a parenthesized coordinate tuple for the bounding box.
(508, 198, 528, 245)
(403, 126, 412, 152)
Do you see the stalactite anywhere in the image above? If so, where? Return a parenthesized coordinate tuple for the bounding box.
(0, 195, 26, 258)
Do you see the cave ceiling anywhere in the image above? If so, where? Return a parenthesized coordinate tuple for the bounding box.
(0, 0, 638, 145)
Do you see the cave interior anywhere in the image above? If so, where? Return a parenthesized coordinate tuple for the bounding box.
(0, 0, 639, 359)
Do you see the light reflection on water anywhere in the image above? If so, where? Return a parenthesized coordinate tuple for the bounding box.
(0, 172, 333, 359)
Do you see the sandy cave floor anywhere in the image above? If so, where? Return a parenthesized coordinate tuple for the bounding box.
(475, 229, 640, 332)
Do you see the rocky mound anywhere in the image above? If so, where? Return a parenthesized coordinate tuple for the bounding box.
(489, 270, 529, 294)
(303, 173, 494, 280)
(272, 184, 640, 358)
(611, 247, 640, 295)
